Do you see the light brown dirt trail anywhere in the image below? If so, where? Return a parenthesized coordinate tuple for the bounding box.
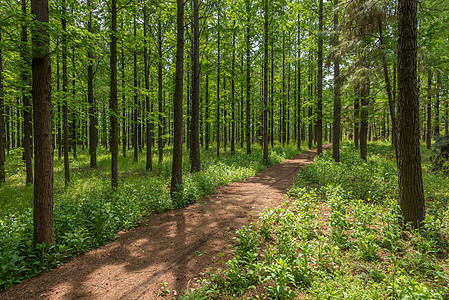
(1, 144, 331, 300)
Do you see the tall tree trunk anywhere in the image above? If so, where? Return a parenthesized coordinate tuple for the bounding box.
(297, 14, 301, 150)
(246, 10, 251, 154)
(231, 29, 236, 155)
(121, 44, 126, 158)
(354, 85, 360, 148)
(434, 73, 440, 136)
(22, 0, 33, 184)
(282, 33, 286, 146)
(308, 65, 313, 149)
(332, 0, 341, 162)
(317, 0, 323, 155)
(110, 0, 119, 189)
(62, 2, 70, 186)
(216, 3, 221, 158)
(241, 53, 244, 149)
(360, 78, 369, 160)
(263, 0, 269, 165)
(133, 18, 138, 162)
(0, 31, 5, 184)
(88, 0, 97, 167)
(205, 73, 209, 150)
(171, 0, 185, 198)
(158, 20, 163, 162)
(71, 46, 77, 160)
(190, 0, 200, 172)
(397, 0, 425, 227)
(426, 69, 432, 149)
(271, 37, 274, 148)
(379, 19, 398, 163)
(31, 0, 55, 246)
(144, 5, 152, 170)
(56, 51, 61, 159)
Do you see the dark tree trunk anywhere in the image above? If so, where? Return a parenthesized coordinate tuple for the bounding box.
(22, 0, 33, 184)
(246, 11, 251, 154)
(170, 0, 185, 197)
(317, 0, 323, 155)
(62, 3, 70, 186)
(216, 4, 221, 158)
(397, 0, 425, 227)
(263, 0, 268, 165)
(110, 0, 119, 189)
(190, 0, 200, 172)
(426, 69, 432, 149)
(205, 73, 209, 150)
(332, 0, 340, 162)
(308, 66, 313, 149)
(241, 53, 244, 149)
(379, 19, 398, 164)
(354, 86, 360, 149)
(271, 38, 274, 148)
(158, 20, 163, 162)
(231, 29, 236, 155)
(282, 34, 286, 146)
(144, 5, 152, 170)
(435, 73, 440, 136)
(121, 46, 126, 158)
(31, 0, 55, 246)
(360, 79, 370, 160)
(133, 18, 138, 162)
(88, 0, 97, 167)
(56, 52, 61, 159)
(0, 31, 5, 184)
(71, 46, 77, 160)
(297, 14, 301, 150)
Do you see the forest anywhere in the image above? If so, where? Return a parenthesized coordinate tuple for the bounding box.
(0, 0, 448, 298)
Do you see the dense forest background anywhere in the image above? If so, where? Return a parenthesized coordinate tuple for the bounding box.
(0, 0, 448, 291)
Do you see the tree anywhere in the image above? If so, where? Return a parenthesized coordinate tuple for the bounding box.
(0, 30, 5, 184)
(332, 0, 341, 162)
(110, 0, 118, 189)
(87, 0, 97, 168)
(317, 0, 323, 155)
(171, 0, 184, 197)
(262, 0, 268, 165)
(144, 4, 152, 171)
(62, 0, 70, 186)
(190, 0, 200, 172)
(397, 0, 425, 227)
(31, 0, 55, 246)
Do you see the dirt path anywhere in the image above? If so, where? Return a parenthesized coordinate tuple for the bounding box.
(1, 145, 331, 300)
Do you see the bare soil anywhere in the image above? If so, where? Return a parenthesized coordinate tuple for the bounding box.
(1, 145, 331, 300)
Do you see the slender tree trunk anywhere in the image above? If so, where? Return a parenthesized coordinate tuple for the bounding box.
(56, 51, 61, 159)
(71, 46, 77, 160)
(397, 0, 425, 227)
(241, 53, 244, 149)
(332, 0, 341, 162)
(133, 18, 138, 162)
(308, 66, 313, 149)
(88, 0, 97, 167)
(171, 0, 185, 198)
(271, 38, 274, 148)
(354, 85, 360, 148)
(263, 0, 269, 165)
(158, 20, 163, 162)
(360, 78, 370, 160)
(231, 29, 236, 155)
(317, 0, 323, 154)
(205, 73, 209, 150)
(110, 0, 119, 189)
(121, 46, 126, 158)
(282, 34, 286, 146)
(31, 0, 54, 246)
(435, 73, 440, 136)
(62, 3, 70, 186)
(216, 4, 221, 158)
(426, 69, 432, 149)
(22, 0, 33, 184)
(246, 11, 251, 154)
(297, 14, 301, 150)
(379, 19, 398, 163)
(190, 0, 200, 172)
(0, 31, 5, 184)
(144, 5, 152, 170)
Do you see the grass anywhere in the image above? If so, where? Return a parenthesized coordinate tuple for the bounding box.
(183, 142, 449, 299)
(0, 143, 302, 290)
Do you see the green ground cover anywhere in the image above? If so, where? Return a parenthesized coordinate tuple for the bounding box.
(0, 144, 301, 290)
(184, 143, 449, 299)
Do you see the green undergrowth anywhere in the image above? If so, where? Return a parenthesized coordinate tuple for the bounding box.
(0, 144, 301, 290)
(184, 142, 449, 299)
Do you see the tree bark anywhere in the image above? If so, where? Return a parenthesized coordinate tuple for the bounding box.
(88, 0, 97, 167)
(397, 0, 425, 227)
(246, 8, 251, 154)
(133, 18, 138, 162)
(426, 69, 432, 149)
(354, 85, 360, 148)
(22, 0, 33, 184)
(297, 14, 301, 150)
(144, 5, 152, 171)
(62, 2, 70, 186)
(435, 73, 440, 136)
(216, 3, 221, 158)
(360, 78, 370, 160)
(158, 20, 163, 163)
(171, 0, 184, 198)
(0, 31, 5, 184)
(190, 0, 200, 172)
(31, 0, 55, 246)
(110, 0, 119, 189)
(263, 0, 269, 165)
(231, 29, 236, 155)
(317, 0, 323, 155)
(332, 0, 341, 162)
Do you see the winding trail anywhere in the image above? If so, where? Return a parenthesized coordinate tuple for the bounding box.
(1, 144, 331, 300)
